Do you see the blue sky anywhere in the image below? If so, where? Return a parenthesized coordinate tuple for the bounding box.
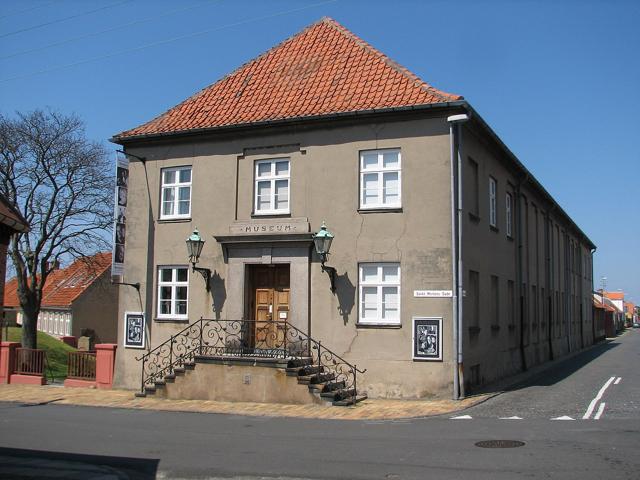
(1, 0, 638, 302)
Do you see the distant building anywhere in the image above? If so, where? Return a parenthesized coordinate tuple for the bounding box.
(0, 193, 29, 314)
(3, 252, 118, 343)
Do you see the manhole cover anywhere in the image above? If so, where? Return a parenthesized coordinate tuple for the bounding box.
(475, 440, 525, 448)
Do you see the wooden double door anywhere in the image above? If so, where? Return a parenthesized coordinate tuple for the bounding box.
(249, 264, 290, 350)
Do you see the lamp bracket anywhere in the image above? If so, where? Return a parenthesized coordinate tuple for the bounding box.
(192, 264, 211, 292)
(321, 262, 337, 293)
(111, 280, 141, 291)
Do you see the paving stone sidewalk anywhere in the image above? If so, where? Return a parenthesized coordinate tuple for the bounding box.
(0, 384, 488, 420)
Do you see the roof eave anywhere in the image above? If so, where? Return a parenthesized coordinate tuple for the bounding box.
(109, 101, 467, 145)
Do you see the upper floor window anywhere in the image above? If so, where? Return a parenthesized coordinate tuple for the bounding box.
(489, 176, 497, 227)
(157, 266, 189, 319)
(359, 263, 401, 325)
(161, 166, 191, 219)
(506, 192, 513, 237)
(360, 149, 401, 209)
(254, 158, 290, 215)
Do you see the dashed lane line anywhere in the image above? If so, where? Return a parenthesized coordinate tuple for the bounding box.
(583, 376, 615, 420)
(614, 377, 622, 385)
(594, 402, 606, 420)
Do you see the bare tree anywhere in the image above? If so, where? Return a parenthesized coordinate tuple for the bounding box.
(0, 110, 113, 348)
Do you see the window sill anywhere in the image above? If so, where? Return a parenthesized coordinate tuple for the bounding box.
(356, 322, 402, 329)
(358, 207, 403, 214)
(158, 217, 192, 224)
(490, 225, 499, 233)
(468, 212, 480, 223)
(508, 324, 516, 331)
(468, 326, 481, 335)
(154, 317, 190, 323)
(490, 324, 500, 332)
(251, 212, 291, 219)
(507, 235, 514, 241)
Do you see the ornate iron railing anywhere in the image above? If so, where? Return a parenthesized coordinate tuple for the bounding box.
(67, 351, 97, 380)
(136, 318, 365, 402)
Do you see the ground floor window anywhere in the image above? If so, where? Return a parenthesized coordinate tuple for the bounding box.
(358, 263, 400, 325)
(157, 266, 189, 319)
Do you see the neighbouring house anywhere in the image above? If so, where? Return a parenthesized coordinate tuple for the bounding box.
(3, 252, 119, 344)
(593, 293, 615, 339)
(602, 291, 627, 331)
(623, 301, 636, 326)
(110, 17, 595, 402)
(0, 193, 29, 321)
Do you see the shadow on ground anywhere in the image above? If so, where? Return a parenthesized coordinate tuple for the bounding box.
(0, 446, 159, 479)
(469, 339, 620, 396)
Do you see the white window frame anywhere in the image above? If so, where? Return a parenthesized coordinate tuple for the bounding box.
(506, 192, 513, 237)
(489, 176, 497, 227)
(359, 149, 402, 209)
(253, 158, 290, 215)
(157, 266, 189, 319)
(160, 166, 192, 220)
(358, 263, 401, 325)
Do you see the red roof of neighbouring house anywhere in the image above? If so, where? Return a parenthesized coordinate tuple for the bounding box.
(3, 252, 111, 309)
(113, 17, 461, 140)
(0, 193, 28, 233)
(603, 291, 624, 301)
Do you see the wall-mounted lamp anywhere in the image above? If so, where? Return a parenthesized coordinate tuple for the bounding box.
(186, 228, 211, 291)
(313, 222, 337, 293)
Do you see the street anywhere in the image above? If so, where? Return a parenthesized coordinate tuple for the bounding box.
(0, 330, 638, 480)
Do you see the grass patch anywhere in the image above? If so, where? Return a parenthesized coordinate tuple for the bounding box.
(3, 327, 76, 380)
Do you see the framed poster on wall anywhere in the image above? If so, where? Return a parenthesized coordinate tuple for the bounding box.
(124, 311, 145, 349)
(412, 317, 443, 361)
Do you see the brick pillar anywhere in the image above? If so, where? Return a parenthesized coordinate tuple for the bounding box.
(95, 343, 117, 389)
(0, 342, 19, 384)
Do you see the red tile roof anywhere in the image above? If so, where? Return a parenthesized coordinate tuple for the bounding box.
(114, 17, 461, 140)
(603, 291, 624, 301)
(3, 252, 111, 309)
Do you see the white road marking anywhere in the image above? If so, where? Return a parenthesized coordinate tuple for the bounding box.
(614, 377, 621, 385)
(594, 402, 606, 420)
(583, 376, 615, 419)
(551, 416, 575, 420)
(499, 416, 523, 420)
(450, 415, 472, 419)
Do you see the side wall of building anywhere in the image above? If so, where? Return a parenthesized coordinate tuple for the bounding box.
(460, 123, 594, 390)
(114, 116, 457, 399)
(71, 270, 119, 343)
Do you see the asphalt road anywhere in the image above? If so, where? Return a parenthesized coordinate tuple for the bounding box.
(0, 330, 638, 480)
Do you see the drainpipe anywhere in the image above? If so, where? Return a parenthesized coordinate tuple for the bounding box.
(590, 247, 597, 342)
(448, 113, 469, 400)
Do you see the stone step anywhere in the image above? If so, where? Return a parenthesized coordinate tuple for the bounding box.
(134, 392, 147, 398)
(299, 365, 324, 376)
(333, 394, 368, 406)
(332, 388, 357, 401)
(165, 374, 176, 380)
(173, 367, 186, 374)
(320, 380, 345, 393)
(286, 357, 313, 368)
(297, 375, 314, 385)
(309, 372, 335, 384)
(144, 386, 157, 394)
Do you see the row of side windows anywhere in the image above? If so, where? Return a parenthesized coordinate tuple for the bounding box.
(155, 262, 402, 326)
(158, 149, 401, 220)
(468, 157, 513, 238)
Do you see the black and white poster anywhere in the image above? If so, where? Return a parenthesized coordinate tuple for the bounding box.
(124, 311, 145, 349)
(112, 153, 129, 276)
(413, 317, 443, 361)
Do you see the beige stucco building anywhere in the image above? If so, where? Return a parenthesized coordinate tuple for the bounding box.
(110, 18, 595, 401)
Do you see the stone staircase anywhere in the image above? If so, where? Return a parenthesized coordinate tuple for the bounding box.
(136, 355, 367, 406)
(135, 318, 367, 407)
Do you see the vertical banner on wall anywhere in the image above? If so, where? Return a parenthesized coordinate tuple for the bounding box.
(112, 152, 129, 277)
